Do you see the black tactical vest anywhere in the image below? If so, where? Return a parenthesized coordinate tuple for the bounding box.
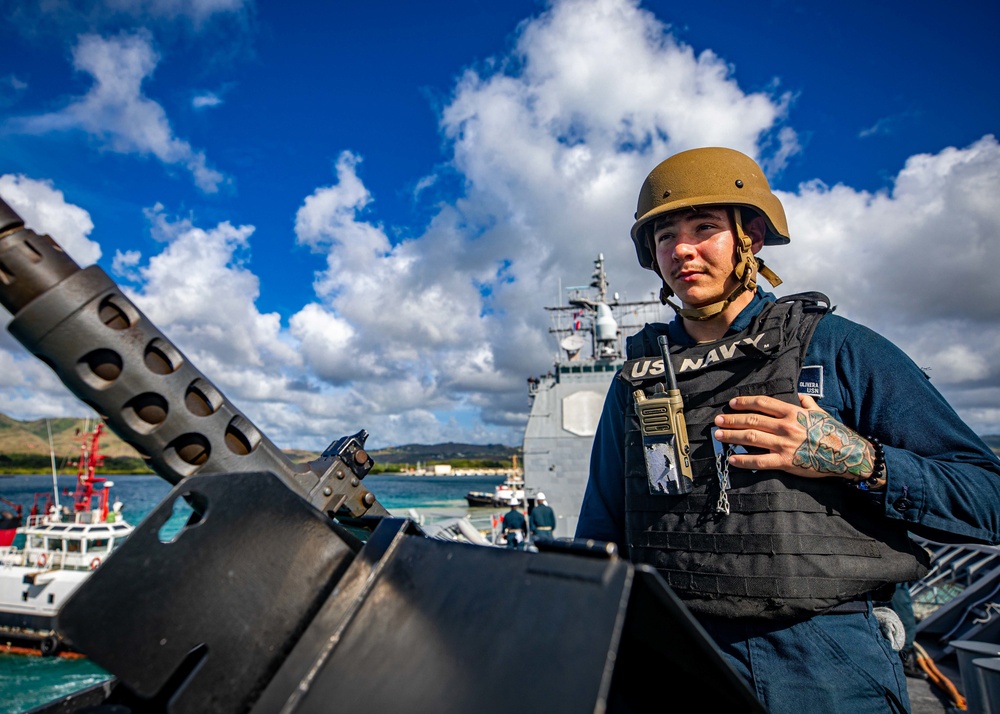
(620, 294, 929, 620)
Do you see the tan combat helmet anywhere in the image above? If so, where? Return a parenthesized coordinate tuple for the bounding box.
(630, 147, 787, 320)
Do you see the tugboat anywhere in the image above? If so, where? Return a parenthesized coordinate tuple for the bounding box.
(464, 456, 528, 508)
(519, 255, 664, 538)
(0, 421, 134, 657)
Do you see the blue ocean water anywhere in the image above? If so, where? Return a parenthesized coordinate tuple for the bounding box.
(0, 471, 505, 713)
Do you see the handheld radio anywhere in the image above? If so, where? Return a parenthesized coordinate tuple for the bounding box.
(633, 333, 693, 494)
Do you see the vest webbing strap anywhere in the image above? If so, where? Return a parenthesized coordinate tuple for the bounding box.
(625, 487, 849, 516)
(659, 569, 878, 601)
(633, 531, 883, 558)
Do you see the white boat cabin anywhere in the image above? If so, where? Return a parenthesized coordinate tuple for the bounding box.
(6, 508, 133, 572)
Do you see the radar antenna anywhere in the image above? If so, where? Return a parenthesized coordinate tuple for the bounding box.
(560, 334, 586, 360)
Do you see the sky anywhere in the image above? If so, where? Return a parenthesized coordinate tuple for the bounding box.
(1, 0, 998, 452)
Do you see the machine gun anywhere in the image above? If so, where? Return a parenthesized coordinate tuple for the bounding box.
(0, 195, 764, 713)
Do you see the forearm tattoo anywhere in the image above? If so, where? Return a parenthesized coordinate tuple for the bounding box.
(791, 410, 874, 478)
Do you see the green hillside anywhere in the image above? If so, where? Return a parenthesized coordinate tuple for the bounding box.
(0, 413, 521, 474)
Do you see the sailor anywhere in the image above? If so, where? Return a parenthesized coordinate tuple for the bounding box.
(502, 496, 527, 550)
(529, 492, 556, 542)
(575, 147, 1000, 713)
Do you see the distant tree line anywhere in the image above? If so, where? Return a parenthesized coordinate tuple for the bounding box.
(0, 453, 153, 475)
(1, 453, 510, 476)
(444, 458, 510, 469)
(369, 458, 511, 474)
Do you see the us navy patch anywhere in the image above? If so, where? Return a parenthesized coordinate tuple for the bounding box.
(798, 365, 823, 397)
(620, 357, 665, 386)
(674, 331, 774, 373)
(620, 329, 783, 385)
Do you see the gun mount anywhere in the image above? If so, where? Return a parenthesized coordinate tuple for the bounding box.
(0, 195, 764, 713)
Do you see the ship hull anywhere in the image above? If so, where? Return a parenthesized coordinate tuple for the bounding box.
(522, 365, 618, 539)
(0, 565, 89, 656)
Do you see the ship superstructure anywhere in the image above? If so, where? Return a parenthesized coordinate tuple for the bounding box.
(521, 255, 665, 538)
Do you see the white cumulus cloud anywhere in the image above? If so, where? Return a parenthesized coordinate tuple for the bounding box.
(0, 174, 100, 265)
(7, 32, 226, 193)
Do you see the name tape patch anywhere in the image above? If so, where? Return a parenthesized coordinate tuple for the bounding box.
(798, 365, 823, 397)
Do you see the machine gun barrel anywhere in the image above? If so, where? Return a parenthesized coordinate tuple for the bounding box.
(0, 195, 388, 519)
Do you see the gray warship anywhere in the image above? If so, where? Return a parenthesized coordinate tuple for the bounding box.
(521, 254, 665, 538)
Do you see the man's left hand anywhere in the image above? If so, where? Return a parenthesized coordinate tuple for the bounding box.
(712, 393, 874, 481)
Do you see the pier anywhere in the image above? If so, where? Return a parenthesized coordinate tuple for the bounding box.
(401, 466, 518, 478)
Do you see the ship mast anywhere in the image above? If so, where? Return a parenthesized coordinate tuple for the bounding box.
(589, 255, 619, 360)
(71, 422, 109, 520)
(549, 254, 626, 363)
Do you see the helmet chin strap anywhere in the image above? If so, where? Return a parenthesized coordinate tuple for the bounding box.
(656, 207, 783, 321)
